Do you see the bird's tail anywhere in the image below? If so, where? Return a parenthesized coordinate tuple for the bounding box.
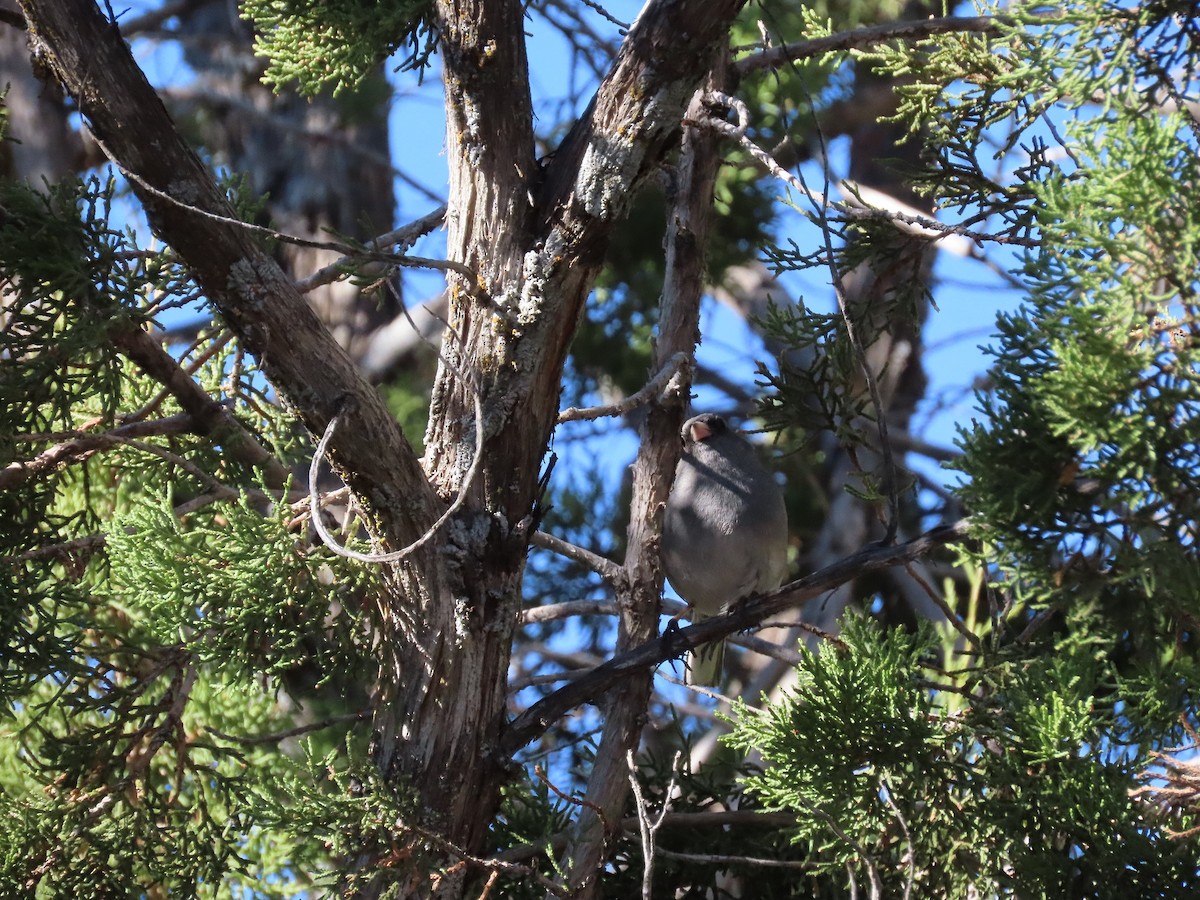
(686, 614, 724, 687)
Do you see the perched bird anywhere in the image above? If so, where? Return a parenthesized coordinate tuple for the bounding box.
(662, 413, 789, 686)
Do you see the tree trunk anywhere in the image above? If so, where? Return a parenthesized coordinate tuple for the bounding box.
(20, 1, 749, 894)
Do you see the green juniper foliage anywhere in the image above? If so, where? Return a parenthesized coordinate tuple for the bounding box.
(5, 0, 1200, 896)
(0, 174, 389, 893)
(740, 0, 1200, 895)
(240, 0, 438, 96)
(724, 616, 1200, 897)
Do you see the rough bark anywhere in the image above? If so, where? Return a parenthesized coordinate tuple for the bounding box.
(19, 0, 750, 893)
(383, 1, 749, 883)
(556, 64, 729, 896)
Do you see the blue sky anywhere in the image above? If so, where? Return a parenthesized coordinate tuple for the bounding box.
(377, 1, 1028, 488)
(121, 0, 1029, 497)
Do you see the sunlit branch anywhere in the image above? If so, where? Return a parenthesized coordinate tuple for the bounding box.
(557, 352, 690, 423)
(500, 520, 973, 755)
(735, 14, 1011, 75)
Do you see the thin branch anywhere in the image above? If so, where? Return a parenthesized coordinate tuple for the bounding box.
(521, 598, 619, 625)
(499, 520, 973, 755)
(837, 181, 978, 256)
(628, 752, 654, 900)
(474, 870, 500, 900)
(100, 136, 466, 295)
(0, 533, 107, 564)
(399, 818, 571, 898)
(656, 847, 816, 869)
(535, 764, 611, 836)
(114, 0, 192, 34)
(880, 775, 915, 900)
(529, 531, 625, 583)
(689, 101, 1036, 248)
(495, 810, 802, 865)
(124, 328, 234, 425)
(107, 324, 289, 487)
(756, 617, 848, 649)
(731, 632, 804, 668)
(903, 562, 982, 652)
(707, 89, 904, 539)
(795, 794, 883, 900)
(734, 14, 1012, 75)
(511, 614, 811, 692)
(206, 711, 367, 747)
(89, 132, 439, 267)
(1, 413, 197, 489)
(557, 352, 690, 423)
(627, 749, 681, 900)
(575, 0, 629, 30)
(295, 205, 447, 294)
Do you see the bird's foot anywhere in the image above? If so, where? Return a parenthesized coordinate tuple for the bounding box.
(729, 595, 757, 634)
(659, 619, 688, 678)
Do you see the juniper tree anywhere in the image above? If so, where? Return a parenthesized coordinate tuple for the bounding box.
(1, 0, 1198, 898)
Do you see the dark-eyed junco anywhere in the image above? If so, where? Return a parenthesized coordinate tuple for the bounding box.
(662, 413, 789, 686)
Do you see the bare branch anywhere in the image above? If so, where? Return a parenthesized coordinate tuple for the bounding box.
(628, 752, 655, 900)
(0, 533, 106, 564)
(529, 531, 625, 583)
(656, 847, 816, 869)
(735, 14, 1010, 76)
(207, 711, 368, 747)
(520, 599, 617, 625)
(295, 205, 448, 294)
(903, 562, 982, 652)
(2, 413, 197, 490)
(689, 100, 1036, 249)
(558, 352, 690, 423)
(499, 520, 972, 755)
(21, 0, 439, 550)
(398, 817, 572, 899)
(109, 324, 290, 488)
(880, 775, 915, 900)
(495, 809, 803, 865)
(628, 749, 681, 899)
(114, 0, 191, 35)
(795, 794, 883, 900)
